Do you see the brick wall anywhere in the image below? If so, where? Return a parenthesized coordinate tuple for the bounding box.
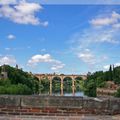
(0, 95, 120, 116)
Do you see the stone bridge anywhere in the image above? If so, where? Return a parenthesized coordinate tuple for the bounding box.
(34, 74, 87, 96)
(34, 74, 86, 81)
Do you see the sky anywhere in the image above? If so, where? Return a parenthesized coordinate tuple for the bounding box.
(29, 0, 120, 4)
(0, 0, 120, 74)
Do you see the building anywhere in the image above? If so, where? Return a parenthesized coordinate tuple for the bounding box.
(0, 65, 8, 80)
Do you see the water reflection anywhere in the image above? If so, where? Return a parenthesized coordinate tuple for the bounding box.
(40, 91, 85, 96)
(64, 92, 85, 96)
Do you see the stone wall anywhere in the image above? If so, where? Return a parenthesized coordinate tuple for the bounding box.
(0, 95, 120, 116)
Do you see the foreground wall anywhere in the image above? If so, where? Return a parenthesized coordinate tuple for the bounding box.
(0, 95, 120, 116)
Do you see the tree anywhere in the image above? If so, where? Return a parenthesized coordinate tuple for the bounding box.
(109, 65, 113, 81)
(84, 79, 96, 97)
(0, 65, 39, 95)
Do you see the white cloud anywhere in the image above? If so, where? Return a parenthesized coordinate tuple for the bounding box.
(115, 63, 120, 67)
(7, 34, 16, 40)
(14, 1, 42, 14)
(0, 0, 48, 26)
(113, 23, 120, 29)
(103, 63, 120, 70)
(103, 65, 110, 70)
(0, 0, 16, 5)
(51, 63, 65, 71)
(28, 54, 53, 65)
(90, 11, 120, 27)
(5, 48, 11, 51)
(69, 11, 120, 71)
(69, 12, 120, 64)
(71, 28, 119, 48)
(0, 55, 16, 65)
(77, 49, 96, 65)
(28, 54, 65, 71)
(93, 29, 119, 44)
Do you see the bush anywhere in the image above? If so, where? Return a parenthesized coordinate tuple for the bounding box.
(0, 79, 11, 86)
(115, 88, 120, 97)
(84, 79, 97, 97)
(0, 84, 32, 95)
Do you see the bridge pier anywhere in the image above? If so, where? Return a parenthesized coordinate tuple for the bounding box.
(50, 79, 52, 96)
(38, 76, 42, 95)
(35, 74, 86, 96)
(72, 78, 75, 96)
(61, 77, 64, 96)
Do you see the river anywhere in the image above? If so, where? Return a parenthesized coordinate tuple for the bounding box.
(40, 91, 85, 96)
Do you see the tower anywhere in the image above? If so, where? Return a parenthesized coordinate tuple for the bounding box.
(1, 65, 8, 79)
(15, 64, 18, 69)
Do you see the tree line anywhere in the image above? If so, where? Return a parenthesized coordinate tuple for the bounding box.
(0, 65, 39, 95)
(0, 65, 84, 95)
(84, 65, 120, 97)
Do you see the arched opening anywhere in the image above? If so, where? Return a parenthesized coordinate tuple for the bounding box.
(63, 77, 72, 93)
(40, 77, 50, 94)
(75, 76, 84, 92)
(52, 76, 61, 94)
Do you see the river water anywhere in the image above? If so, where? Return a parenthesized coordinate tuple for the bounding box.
(64, 92, 85, 96)
(40, 91, 85, 96)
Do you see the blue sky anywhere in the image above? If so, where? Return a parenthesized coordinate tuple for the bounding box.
(0, 1, 120, 74)
(29, 0, 120, 4)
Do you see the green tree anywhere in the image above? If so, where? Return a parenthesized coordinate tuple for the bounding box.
(109, 65, 113, 81)
(84, 79, 96, 97)
(0, 65, 39, 95)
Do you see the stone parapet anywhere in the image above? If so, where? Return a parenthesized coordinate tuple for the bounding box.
(0, 95, 119, 115)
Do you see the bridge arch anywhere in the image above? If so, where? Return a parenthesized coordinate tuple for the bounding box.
(63, 77, 73, 93)
(75, 76, 83, 80)
(52, 76, 61, 94)
(39, 76, 50, 95)
(75, 76, 84, 92)
(34, 74, 86, 96)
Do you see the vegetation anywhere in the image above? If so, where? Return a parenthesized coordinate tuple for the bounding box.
(84, 65, 120, 97)
(1, 64, 120, 97)
(0, 65, 39, 95)
(0, 65, 85, 95)
(39, 78, 50, 94)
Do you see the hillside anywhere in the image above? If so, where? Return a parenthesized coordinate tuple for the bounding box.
(0, 65, 39, 95)
(84, 65, 120, 97)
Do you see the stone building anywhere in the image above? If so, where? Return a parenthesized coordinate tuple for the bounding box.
(0, 65, 8, 80)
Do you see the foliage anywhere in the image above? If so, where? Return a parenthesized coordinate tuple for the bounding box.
(84, 65, 120, 97)
(0, 84, 32, 95)
(63, 77, 72, 93)
(52, 77, 61, 93)
(115, 88, 120, 97)
(40, 78, 50, 93)
(84, 79, 97, 97)
(0, 65, 39, 95)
